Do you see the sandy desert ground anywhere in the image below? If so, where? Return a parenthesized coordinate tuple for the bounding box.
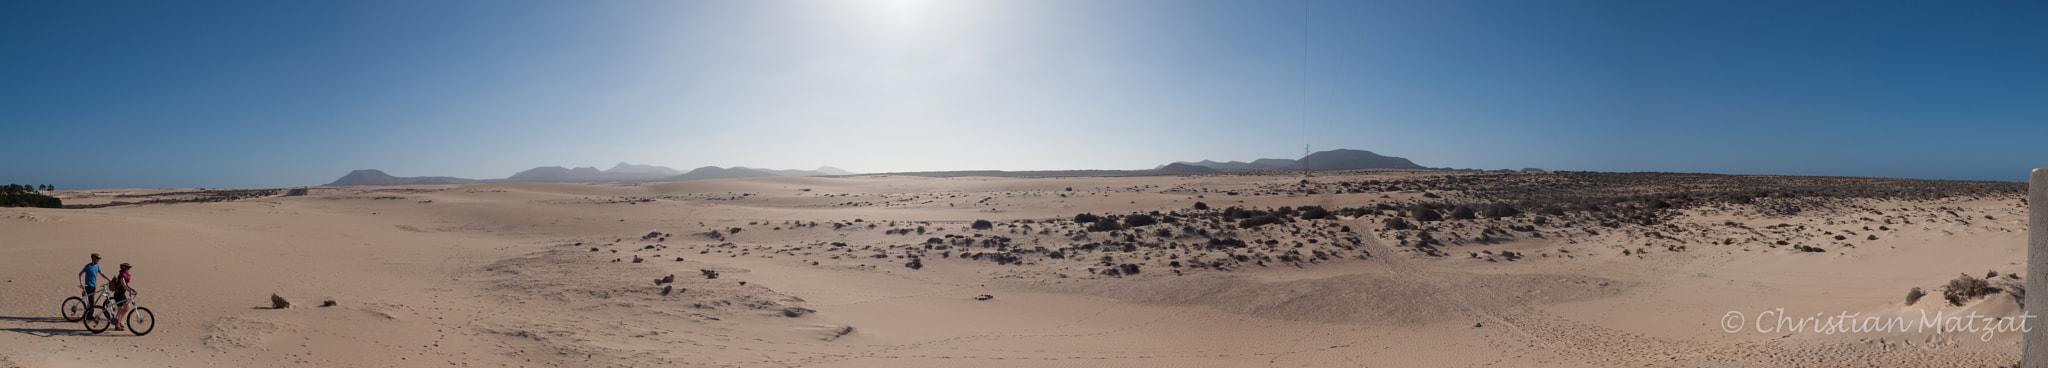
(0, 170, 2032, 367)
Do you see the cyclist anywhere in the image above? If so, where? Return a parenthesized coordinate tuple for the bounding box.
(77, 253, 108, 312)
(108, 263, 135, 331)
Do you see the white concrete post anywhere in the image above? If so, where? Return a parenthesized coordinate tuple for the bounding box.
(2028, 168, 2047, 367)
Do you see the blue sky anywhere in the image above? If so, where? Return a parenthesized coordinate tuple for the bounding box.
(3, 0, 2045, 189)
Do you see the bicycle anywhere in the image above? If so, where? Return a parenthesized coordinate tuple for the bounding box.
(60, 286, 105, 322)
(83, 291, 153, 336)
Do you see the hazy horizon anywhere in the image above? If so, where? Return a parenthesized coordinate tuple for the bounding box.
(6, 0, 2045, 190)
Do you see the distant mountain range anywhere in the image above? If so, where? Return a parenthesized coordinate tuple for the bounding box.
(324, 170, 486, 186)
(1163, 149, 1427, 172)
(322, 163, 857, 187)
(323, 149, 1524, 186)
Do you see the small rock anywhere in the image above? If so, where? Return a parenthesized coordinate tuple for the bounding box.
(973, 294, 994, 301)
(322, 300, 338, 307)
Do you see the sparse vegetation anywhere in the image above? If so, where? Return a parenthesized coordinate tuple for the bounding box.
(1237, 215, 1281, 228)
(1410, 207, 1442, 222)
(1944, 274, 1991, 306)
(1447, 206, 1477, 220)
(0, 184, 60, 208)
(1086, 221, 1120, 232)
(1123, 214, 1157, 227)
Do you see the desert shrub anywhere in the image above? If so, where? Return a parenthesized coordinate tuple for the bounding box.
(1298, 206, 1329, 220)
(1193, 201, 1210, 210)
(1411, 207, 1443, 222)
(1086, 218, 1121, 232)
(1074, 213, 1102, 223)
(1906, 287, 1926, 306)
(1478, 203, 1520, 218)
(1124, 214, 1158, 227)
(1238, 215, 1281, 228)
(1222, 207, 1248, 219)
(971, 220, 993, 230)
(1448, 206, 1477, 220)
(1944, 274, 1991, 306)
(1154, 228, 1172, 238)
(1383, 217, 1412, 230)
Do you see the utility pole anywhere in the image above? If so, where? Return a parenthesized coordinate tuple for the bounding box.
(1303, 144, 1312, 177)
(2027, 168, 2047, 366)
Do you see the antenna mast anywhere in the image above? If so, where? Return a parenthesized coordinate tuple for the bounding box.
(1303, 144, 1312, 177)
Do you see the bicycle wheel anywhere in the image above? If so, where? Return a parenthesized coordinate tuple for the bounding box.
(82, 306, 112, 334)
(126, 307, 154, 336)
(61, 297, 86, 322)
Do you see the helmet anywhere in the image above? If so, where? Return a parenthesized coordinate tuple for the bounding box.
(119, 263, 131, 269)
(91, 253, 101, 259)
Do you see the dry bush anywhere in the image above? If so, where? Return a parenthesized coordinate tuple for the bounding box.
(1238, 215, 1281, 228)
(1298, 206, 1330, 220)
(1124, 214, 1158, 227)
(1411, 207, 1443, 222)
(1448, 206, 1477, 220)
(1944, 274, 1991, 306)
(1906, 287, 1926, 306)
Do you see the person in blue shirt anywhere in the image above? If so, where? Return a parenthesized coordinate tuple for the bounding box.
(77, 253, 108, 311)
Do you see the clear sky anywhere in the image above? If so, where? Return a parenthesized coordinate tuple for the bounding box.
(4, 0, 2045, 189)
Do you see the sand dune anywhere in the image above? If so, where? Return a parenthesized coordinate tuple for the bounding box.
(0, 171, 2029, 367)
